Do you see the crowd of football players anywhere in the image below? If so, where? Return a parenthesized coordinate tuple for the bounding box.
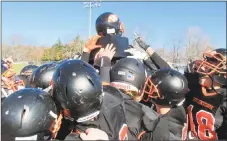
(1, 12, 226, 140)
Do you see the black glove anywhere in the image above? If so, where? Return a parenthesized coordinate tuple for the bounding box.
(135, 37, 150, 51)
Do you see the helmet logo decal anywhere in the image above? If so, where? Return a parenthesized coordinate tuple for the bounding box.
(111, 82, 138, 91)
(107, 14, 118, 23)
(118, 71, 126, 76)
(107, 28, 116, 34)
(127, 73, 135, 81)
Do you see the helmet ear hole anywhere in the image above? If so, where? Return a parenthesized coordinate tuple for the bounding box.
(21, 105, 29, 121)
(82, 63, 89, 68)
(87, 76, 95, 87)
(65, 86, 68, 97)
(21, 109, 26, 120)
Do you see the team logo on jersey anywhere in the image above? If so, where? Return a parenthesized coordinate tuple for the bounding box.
(119, 124, 128, 140)
(107, 14, 118, 23)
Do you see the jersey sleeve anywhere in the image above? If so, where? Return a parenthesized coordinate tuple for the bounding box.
(100, 56, 111, 83)
(148, 52, 171, 69)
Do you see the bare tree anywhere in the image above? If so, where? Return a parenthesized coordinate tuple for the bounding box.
(184, 26, 214, 61)
(168, 39, 182, 64)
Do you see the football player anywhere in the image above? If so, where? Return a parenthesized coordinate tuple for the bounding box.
(1, 88, 62, 141)
(184, 48, 227, 140)
(96, 50, 189, 140)
(28, 62, 58, 92)
(81, 12, 127, 67)
(51, 59, 128, 140)
(138, 68, 189, 140)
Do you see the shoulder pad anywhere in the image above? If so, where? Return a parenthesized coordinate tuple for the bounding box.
(142, 105, 159, 120)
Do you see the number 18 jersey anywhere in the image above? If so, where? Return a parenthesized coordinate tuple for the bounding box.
(185, 85, 227, 140)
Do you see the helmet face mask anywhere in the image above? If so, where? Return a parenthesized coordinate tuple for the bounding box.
(195, 51, 226, 75)
(141, 69, 188, 106)
(194, 49, 227, 87)
(2, 69, 25, 93)
(2, 69, 16, 78)
(142, 77, 164, 102)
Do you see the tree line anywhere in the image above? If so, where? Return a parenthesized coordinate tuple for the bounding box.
(2, 27, 215, 64)
(2, 36, 85, 63)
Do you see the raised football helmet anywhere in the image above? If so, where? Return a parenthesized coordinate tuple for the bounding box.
(96, 12, 124, 36)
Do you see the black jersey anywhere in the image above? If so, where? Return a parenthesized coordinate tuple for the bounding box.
(185, 83, 227, 140)
(139, 105, 188, 140)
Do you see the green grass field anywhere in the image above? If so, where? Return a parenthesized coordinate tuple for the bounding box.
(12, 64, 27, 74)
(12, 63, 41, 74)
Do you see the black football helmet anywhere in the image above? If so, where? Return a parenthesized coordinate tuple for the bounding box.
(142, 68, 189, 106)
(193, 48, 227, 87)
(17, 65, 38, 87)
(51, 60, 103, 122)
(20, 65, 38, 76)
(110, 58, 146, 99)
(29, 62, 58, 89)
(1, 88, 62, 140)
(96, 12, 124, 36)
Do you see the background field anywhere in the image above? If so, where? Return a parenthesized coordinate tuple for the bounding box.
(12, 64, 27, 74)
(12, 63, 41, 74)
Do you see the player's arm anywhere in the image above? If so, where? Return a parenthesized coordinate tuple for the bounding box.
(146, 48, 171, 69)
(81, 35, 102, 63)
(134, 38, 171, 69)
(100, 56, 111, 84)
(81, 51, 90, 63)
(216, 97, 227, 140)
(97, 43, 116, 84)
